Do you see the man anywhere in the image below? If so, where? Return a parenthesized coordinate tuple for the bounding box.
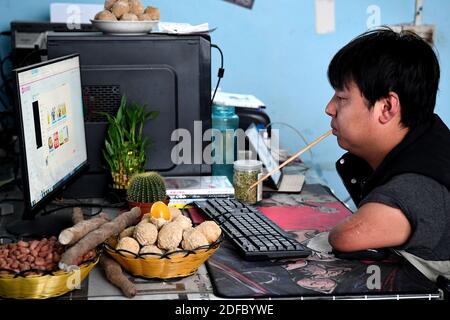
(325, 28, 450, 282)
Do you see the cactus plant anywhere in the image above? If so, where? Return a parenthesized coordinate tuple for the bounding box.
(127, 171, 167, 203)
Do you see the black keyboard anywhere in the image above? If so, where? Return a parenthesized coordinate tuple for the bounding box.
(194, 198, 311, 261)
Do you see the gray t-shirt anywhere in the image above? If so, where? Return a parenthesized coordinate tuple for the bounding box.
(360, 173, 450, 261)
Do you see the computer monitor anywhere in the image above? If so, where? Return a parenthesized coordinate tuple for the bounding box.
(7, 54, 88, 236)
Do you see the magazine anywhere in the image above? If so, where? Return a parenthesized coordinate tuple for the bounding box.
(165, 176, 234, 199)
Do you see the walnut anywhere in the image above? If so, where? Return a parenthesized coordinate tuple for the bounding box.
(141, 213, 151, 222)
(136, 217, 150, 227)
(137, 13, 153, 21)
(182, 228, 209, 250)
(120, 13, 138, 21)
(195, 221, 222, 243)
(157, 222, 183, 250)
(150, 217, 168, 230)
(119, 226, 135, 239)
(144, 6, 160, 20)
(168, 206, 182, 220)
(128, 0, 144, 15)
(172, 215, 192, 231)
(140, 245, 163, 256)
(104, 0, 117, 10)
(111, 0, 129, 19)
(115, 237, 139, 257)
(95, 10, 117, 21)
(133, 222, 158, 246)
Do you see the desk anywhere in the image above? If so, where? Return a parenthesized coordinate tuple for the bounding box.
(0, 164, 443, 300)
(196, 183, 441, 300)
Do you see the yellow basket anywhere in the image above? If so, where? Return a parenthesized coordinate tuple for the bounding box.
(0, 258, 99, 300)
(104, 233, 223, 279)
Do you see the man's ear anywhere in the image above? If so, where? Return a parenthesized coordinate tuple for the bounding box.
(377, 92, 400, 124)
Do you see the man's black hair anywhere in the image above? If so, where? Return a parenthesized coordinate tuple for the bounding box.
(328, 28, 440, 128)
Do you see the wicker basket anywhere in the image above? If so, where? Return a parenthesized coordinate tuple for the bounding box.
(0, 257, 99, 299)
(104, 233, 223, 279)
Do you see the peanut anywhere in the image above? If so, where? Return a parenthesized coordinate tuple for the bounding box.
(35, 258, 45, 266)
(53, 253, 60, 263)
(18, 240, 29, 248)
(30, 241, 39, 250)
(0, 237, 87, 274)
(45, 252, 53, 262)
(45, 263, 54, 270)
(19, 247, 30, 255)
(19, 263, 30, 271)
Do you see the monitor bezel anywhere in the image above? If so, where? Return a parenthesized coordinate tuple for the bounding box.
(13, 53, 89, 219)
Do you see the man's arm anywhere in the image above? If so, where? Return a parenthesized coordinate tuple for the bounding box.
(328, 202, 412, 252)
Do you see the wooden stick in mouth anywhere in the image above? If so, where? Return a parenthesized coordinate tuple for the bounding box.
(248, 130, 333, 191)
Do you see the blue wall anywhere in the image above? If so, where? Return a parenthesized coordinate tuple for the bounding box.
(1, 0, 449, 207)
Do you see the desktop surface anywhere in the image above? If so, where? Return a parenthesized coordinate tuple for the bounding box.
(0, 165, 442, 300)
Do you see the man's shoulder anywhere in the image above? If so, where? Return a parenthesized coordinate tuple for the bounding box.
(387, 173, 447, 190)
(361, 173, 449, 209)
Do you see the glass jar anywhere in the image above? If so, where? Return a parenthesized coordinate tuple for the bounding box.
(212, 105, 239, 184)
(233, 160, 263, 205)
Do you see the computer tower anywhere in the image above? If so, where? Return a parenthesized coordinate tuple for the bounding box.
(47, 33, 212, 197)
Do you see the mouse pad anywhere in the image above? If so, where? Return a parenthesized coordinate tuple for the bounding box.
(189, 184, 440, 299)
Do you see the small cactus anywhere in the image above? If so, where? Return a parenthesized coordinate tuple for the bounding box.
(127, 171, 167, 203)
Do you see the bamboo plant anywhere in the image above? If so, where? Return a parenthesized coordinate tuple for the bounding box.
(99, 96, 159, 189)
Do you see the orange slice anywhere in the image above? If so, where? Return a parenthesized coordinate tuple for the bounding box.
(150, 201, 171, 221)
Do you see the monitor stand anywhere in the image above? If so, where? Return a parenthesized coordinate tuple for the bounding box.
(6, 211, 74, 238)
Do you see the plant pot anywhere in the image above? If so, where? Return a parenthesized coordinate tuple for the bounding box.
(128, 197, 171, 219)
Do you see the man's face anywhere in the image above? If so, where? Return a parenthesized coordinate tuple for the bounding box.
(325, 81, 377, 155)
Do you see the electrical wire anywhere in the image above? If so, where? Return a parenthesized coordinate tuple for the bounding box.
(40, 202, 124, 217)
(264, 122, 314, 159)
(0, 30, 13, 102)
(17, 48, 43, 69)
(0, 55, 13, 104)
(0, 94, 8, 110)
(210, 44, 225, 106)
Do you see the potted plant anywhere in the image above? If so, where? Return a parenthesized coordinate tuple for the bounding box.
(100, 96, 159, 191)
(126, 171, 170, 217)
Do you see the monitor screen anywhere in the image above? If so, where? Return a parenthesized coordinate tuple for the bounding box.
(15, 54, 88, 214)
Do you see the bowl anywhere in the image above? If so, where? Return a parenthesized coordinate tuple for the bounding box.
(90, 19, 159, 35)
(104, 232, 223, 279)
(0, 258, 99, 299)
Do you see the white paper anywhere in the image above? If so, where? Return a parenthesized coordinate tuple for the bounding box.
(158, 22, 211, 34)
(212, 91, 265, 109)
(315, 0, 335, 34)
